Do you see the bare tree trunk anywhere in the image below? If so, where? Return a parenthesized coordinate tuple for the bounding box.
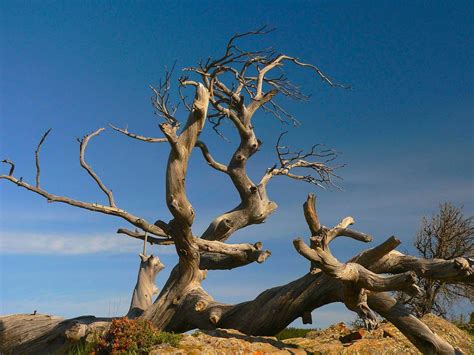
(127, 254, 164, 318)
(140, 83, 210, 328)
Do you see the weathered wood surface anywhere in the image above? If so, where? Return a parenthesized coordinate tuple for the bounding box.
(0, 314, 111, 354)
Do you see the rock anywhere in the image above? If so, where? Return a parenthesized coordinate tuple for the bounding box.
(2, 313, 472, 354)
(339, 329, 366, 343)
(305, 321, 351, 340)
(283, 314, 473, 354)
(65, 323, 87, 341)
(383, 329, 396, 338)
(151, 328, 305, 354)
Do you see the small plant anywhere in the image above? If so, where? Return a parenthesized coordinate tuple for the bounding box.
(350, 316, 366, 330)
(67, 318, 182, 354)
(99, 318, 182, 354)
(67, 339, 97, 355)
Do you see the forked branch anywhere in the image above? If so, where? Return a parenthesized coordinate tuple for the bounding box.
(184, 27, 346, 129)
(109, 124, 227, 173)
(260, 132, 343, 189)
(150, 63, 180, 126)
(293, 194, 423, 330)
(0, 129, 168, 237)
(294, 238, 422, 296)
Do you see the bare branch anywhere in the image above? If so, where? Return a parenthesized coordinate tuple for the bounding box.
(1, 159, 15, 176)
(178, 82, 193, 112)
(184, 27, 346, 130)
(208, 95, 246, 133)
(301, 193, 372, 252)
(293, 238, 421, 296)
(200, 111, 278, 242)
(260, 132, 343, 189)
(326, 216, 373, 245)
(117, 228, 174, 245)
(261, 99, 301, 126)
(109, 124, 167, 143)
(303, 193, 321, 235)
(293, 194, 404, 329)
(371, 250, 474, 284)
(0, 173, 167, 236)
(35, 128, 52, 188)
(150, 62, 180, 126)
(1, 129, 169, 237)
(194, 141, 228, 173)
(207, 114, 231, 141)
(195, 239, 270, 264)
(78, 128, 116, 208)
(255, 55, 348, 99)
(203, 26, 275, 71)
(351, 235, 402, 267)
(117, 228, 271, 270)
(110, 124, 227, 174)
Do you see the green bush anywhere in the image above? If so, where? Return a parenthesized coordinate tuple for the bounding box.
(275, 327, 317, 340)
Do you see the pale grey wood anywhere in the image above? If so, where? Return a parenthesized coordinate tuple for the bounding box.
(127, 254, 164, 318)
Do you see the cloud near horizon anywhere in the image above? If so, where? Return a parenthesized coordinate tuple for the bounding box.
(0, 231, 175, 255)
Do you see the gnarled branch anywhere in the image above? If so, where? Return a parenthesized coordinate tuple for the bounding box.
(294, 238, 422, 296)
(117, 228, 271, 270)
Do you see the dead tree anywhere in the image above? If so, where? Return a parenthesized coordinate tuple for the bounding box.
(397, 203, 474, 318)
(1, 28, 472, 354)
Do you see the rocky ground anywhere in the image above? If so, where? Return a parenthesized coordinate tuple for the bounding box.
(1, 313, 472, 354)
(151, 314, 473, 354)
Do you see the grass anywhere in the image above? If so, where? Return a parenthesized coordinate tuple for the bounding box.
(67, 340, 97, 355)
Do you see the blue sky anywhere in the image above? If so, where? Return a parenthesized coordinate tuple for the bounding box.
(0, 1, 473, 328)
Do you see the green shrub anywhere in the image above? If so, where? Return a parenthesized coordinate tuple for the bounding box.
(275, 327, 316, 340)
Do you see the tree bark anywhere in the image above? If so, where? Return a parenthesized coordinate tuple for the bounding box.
(141, 83, 210, 328)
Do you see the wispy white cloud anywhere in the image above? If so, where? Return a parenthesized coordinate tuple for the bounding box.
(0, 209, 79, 223)
(0, 231, 175, 255)
(0, 293, 131, 318)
